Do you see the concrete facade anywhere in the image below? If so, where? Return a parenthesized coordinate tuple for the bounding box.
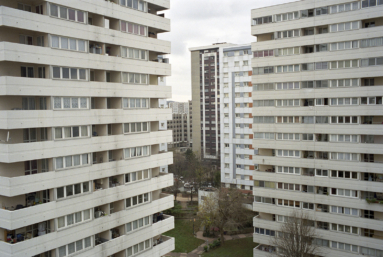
(251, 0, 383, 256)
(220, 44, 255, 191)
(190, 43, 235, 166)
(0, 1, 174, 257)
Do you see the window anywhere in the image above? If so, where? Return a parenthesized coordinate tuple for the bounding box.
(253, 50, 274, 58)
(330, 152, 358, 161)
(276, 133, 300, 141)
(124, 122, 149, 134)
(277, 47, 300, 56)
(277, 199, 301, 208)
(276, 82, 299, 90)
(301, 9, 314, 18)
(52, 67, 87, 80)
(330, 134, 358, 143)
(361, 97, 383, 105)
(124, 146, 150, 159)
(362, 0, 383, 7)
(330, 21, 359, 32)
(54, 126, 89, 139)
(253, 66, 274, 75)
(331, 188, 358, 198)
(254, 132, 275, 139)
(123, 98, 148, 109)
(252, 16, 272, 25)
(120, 20, 147, 36)
(253, 83, 274, 91)
(18, 3, 32, 12)
(126, 215, 150, 235)
(122, 72, 148, 84)
(120, 0, 146, 12)
(50, 35, 86, 52)
(254, 227, 276, 236)
(275, 11, 299, 22)
(21, 97, 36, 110)
(276, 99, 300, 107)
(276, 65, 300, 73)
(126, 239, 152, 257)
(53, 97, 89, 110)
(277, 149, 300, 158)
(315, 62, 328, 70)
(330, 59, 359, 69)
(302, 202, 315, 210)
(331, 116, 358, 124)
(253, 116, 275, 124)
(125, 193, 150, 208)
(361, 37, 383, 48)
(330, 40, 359, 51)
(125, 169, 150, 183)
(276, 116, 300, 123)
(253, 100, 275, 107)
(277, 166, 300, 175)
(254, 181, 276, 189)
(19, 35, 33, 45)
(330, 79, 359, 87)
(21, 66, 34, 78)
(330, 98, 358, 106)
(57, 182, 90, 200)
(330, 2, 359, 13)
(121, 47, 147, 60)
(49, 4, 85, 23)
(57, 237, 92, 257)
(276, 29, 300, 39)
(361, 57, 383, 67)
(55, 154, 90, 170)
(57, 209, 91, 230)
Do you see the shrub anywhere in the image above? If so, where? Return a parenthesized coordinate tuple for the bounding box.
(204, 245, 209, 252)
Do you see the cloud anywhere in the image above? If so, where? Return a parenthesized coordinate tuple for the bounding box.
(159, 0, 297, 102)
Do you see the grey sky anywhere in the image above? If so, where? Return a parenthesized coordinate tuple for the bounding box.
(159, 0, 296, 102)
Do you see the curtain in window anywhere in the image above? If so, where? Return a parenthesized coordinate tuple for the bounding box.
(58, 217, 65, 228)
(130, 98, 135, 108)
(68, 9, 76, 21)
(65, 156, 72, 167)
(136, 98, 141, 107)
(124, 148, 130, 158)
(51, 35, 59, 48)
(129, 73, 134, 83)
(61, 37, 68, 49)
(64, 127, 71, 138)
(73, 155, 80, 166)
(82, 154, 88, 165)
(142, 99, 147, 108)
(58, 246, 66, 257)
(55, 128, 63, 139)
(56, 157, 63, 169)
(77, 11, 84, 22)
(141, 74, 147, 84)
(128, 23, 133, 33)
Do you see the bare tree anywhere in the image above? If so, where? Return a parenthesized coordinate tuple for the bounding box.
(270, 210, 321, 257)
(198, 188, 250, 244)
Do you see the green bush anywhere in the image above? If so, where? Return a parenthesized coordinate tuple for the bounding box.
(204, 245, 209, 252)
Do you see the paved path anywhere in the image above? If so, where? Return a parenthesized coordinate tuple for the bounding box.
(163, 231, 253, 257)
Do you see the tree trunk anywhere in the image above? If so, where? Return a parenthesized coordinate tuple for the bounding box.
(190, 187, 193, 202)
(220, 230, 225, 245)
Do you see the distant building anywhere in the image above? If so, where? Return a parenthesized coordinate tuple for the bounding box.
(189, 43, 236, 166)
(219, 44, 254, 191)
(168, 101, 192, 150)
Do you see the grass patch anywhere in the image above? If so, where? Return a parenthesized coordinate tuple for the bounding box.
(163, 219, 204, 253)
(202, 238, 258, 257)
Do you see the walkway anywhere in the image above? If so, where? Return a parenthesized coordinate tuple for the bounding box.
(164, 231, 253, 257)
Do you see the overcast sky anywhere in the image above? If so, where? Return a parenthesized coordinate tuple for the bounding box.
(159, 0, 297, 102)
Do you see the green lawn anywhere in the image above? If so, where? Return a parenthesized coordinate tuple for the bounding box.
(202, 238, 258, 257)
(163, 219, 204, 253)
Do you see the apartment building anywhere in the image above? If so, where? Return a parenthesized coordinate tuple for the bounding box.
(251, 0, 383, 256)
(220, 44, 255, 191)
(167, 101, 192, 149)
(190, 43, 234, 166)
(0, 1, 175, 257)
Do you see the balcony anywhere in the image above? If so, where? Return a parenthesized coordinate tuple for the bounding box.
(0, 195, 174, 256)
(0, 153, 173, 198)
(253, 245, 276, 256)
(0, 175, 173, 230)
